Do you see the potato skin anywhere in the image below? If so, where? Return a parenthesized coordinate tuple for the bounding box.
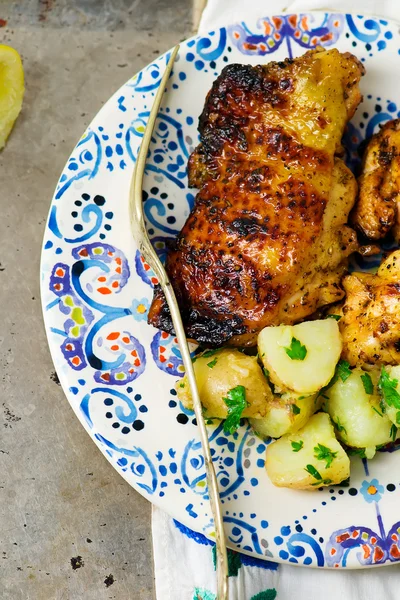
(176, 349, 273, 419)
(266, 412, 350, 489)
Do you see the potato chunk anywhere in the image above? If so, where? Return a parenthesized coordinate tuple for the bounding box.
(176, 349, 272, 419)
(249, 392, 320, 439)
(258, 319, 342, 394)
(266, 413, 349, 489)
(325, 367, 393, 456)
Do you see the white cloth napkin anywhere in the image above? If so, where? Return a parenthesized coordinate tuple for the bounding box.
(152, 2, 400, 598)
(201, 0, 400, 31)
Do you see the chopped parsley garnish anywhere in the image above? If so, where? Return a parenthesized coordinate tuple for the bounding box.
(304, 464, 322, 481)
(291, 404, 301, 415)
(311, 479, 333, 487)
(346, 447, 366, 459)
(378, 366, 400, 409)
(202, 349, 220, 358)
(361, 372, 374, 395)
(332, 417, 347, 436)
(179, 382, 185, 389)
(313, 443, 337, 468)
(327, 314, 342, 321)
(263, 367, 270, 379)
(284, 337, 307, 361)
(390, 424, 398, 442)
(372, 406, 383, 417)
(337, 360, 352, 383)
(223, 385, 249, 435)
(207, 357, 218, 369)
(291, 440, 303, 452)
(318, 360, 352, 400)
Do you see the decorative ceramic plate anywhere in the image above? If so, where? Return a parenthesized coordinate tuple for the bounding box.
(41, 12, 400, 568)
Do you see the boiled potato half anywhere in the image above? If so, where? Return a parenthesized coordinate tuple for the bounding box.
(258, 319, 342, 394)
(176, 349, 273, 419)
(379, 365, 400, 430)
(249, 392, 320, 439)
(266, 412, 349, 489)
(325, 367, 393, 457)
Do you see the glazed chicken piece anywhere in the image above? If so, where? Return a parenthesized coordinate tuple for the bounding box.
(148, 48, 364, 346)
(334, 250, 400, 366)
(352, 119, 400, 241)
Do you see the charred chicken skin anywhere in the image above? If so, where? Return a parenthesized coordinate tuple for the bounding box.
(148, 48, 364, 346)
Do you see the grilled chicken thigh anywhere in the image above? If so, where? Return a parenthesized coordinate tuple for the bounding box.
(352, 119, 400, 242)
(148, 48, 364, 346)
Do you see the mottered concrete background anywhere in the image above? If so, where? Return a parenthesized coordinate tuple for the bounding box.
(0, 1, 196, 598)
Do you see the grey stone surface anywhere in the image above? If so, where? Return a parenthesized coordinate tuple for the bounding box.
(0, 2, 193, 598)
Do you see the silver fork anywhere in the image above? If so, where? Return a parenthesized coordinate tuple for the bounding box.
(129, 45, 229, 600)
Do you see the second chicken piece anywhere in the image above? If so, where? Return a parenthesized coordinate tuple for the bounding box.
(352, 119, 400, 242)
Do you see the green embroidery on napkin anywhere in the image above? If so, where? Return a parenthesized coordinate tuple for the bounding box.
(250, 589, 277, 600)
(192, 587, 216, 600)
(212, 545, 242, 576)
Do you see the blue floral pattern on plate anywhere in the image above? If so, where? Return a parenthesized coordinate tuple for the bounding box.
(41, 12, 400, 568)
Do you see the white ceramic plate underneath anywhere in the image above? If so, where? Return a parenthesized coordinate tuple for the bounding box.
(41, 12, 400, 568)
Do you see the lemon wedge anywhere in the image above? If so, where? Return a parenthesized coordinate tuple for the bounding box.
(0, 44, 24, 150)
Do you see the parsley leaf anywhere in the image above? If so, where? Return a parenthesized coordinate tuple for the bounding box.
(337, 360, 352, 383)
(291, 440, 303, 452)
(346, 447, 366, 459)
(318, 360, 352, 401)
(223, 385, 249, 435)
(332, 417, 347, 436)
(202, 349, 219, 358)
(179, 382, 185, 389)
(327, 314, 341, 321)
(263, 367, 270, 379)
(372, 406, 383, 417)
(378, 366, 400, 409)
(284, 337, 307, 361)
(207, 357, 218, 369)
(291, 404, 301, 415)
(390, 424, 398, 442)
(304, 464, 322, 481)
(311, 478, 333, 487)
(313, 443, 337, 468)
(361, 372, 374, 395)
